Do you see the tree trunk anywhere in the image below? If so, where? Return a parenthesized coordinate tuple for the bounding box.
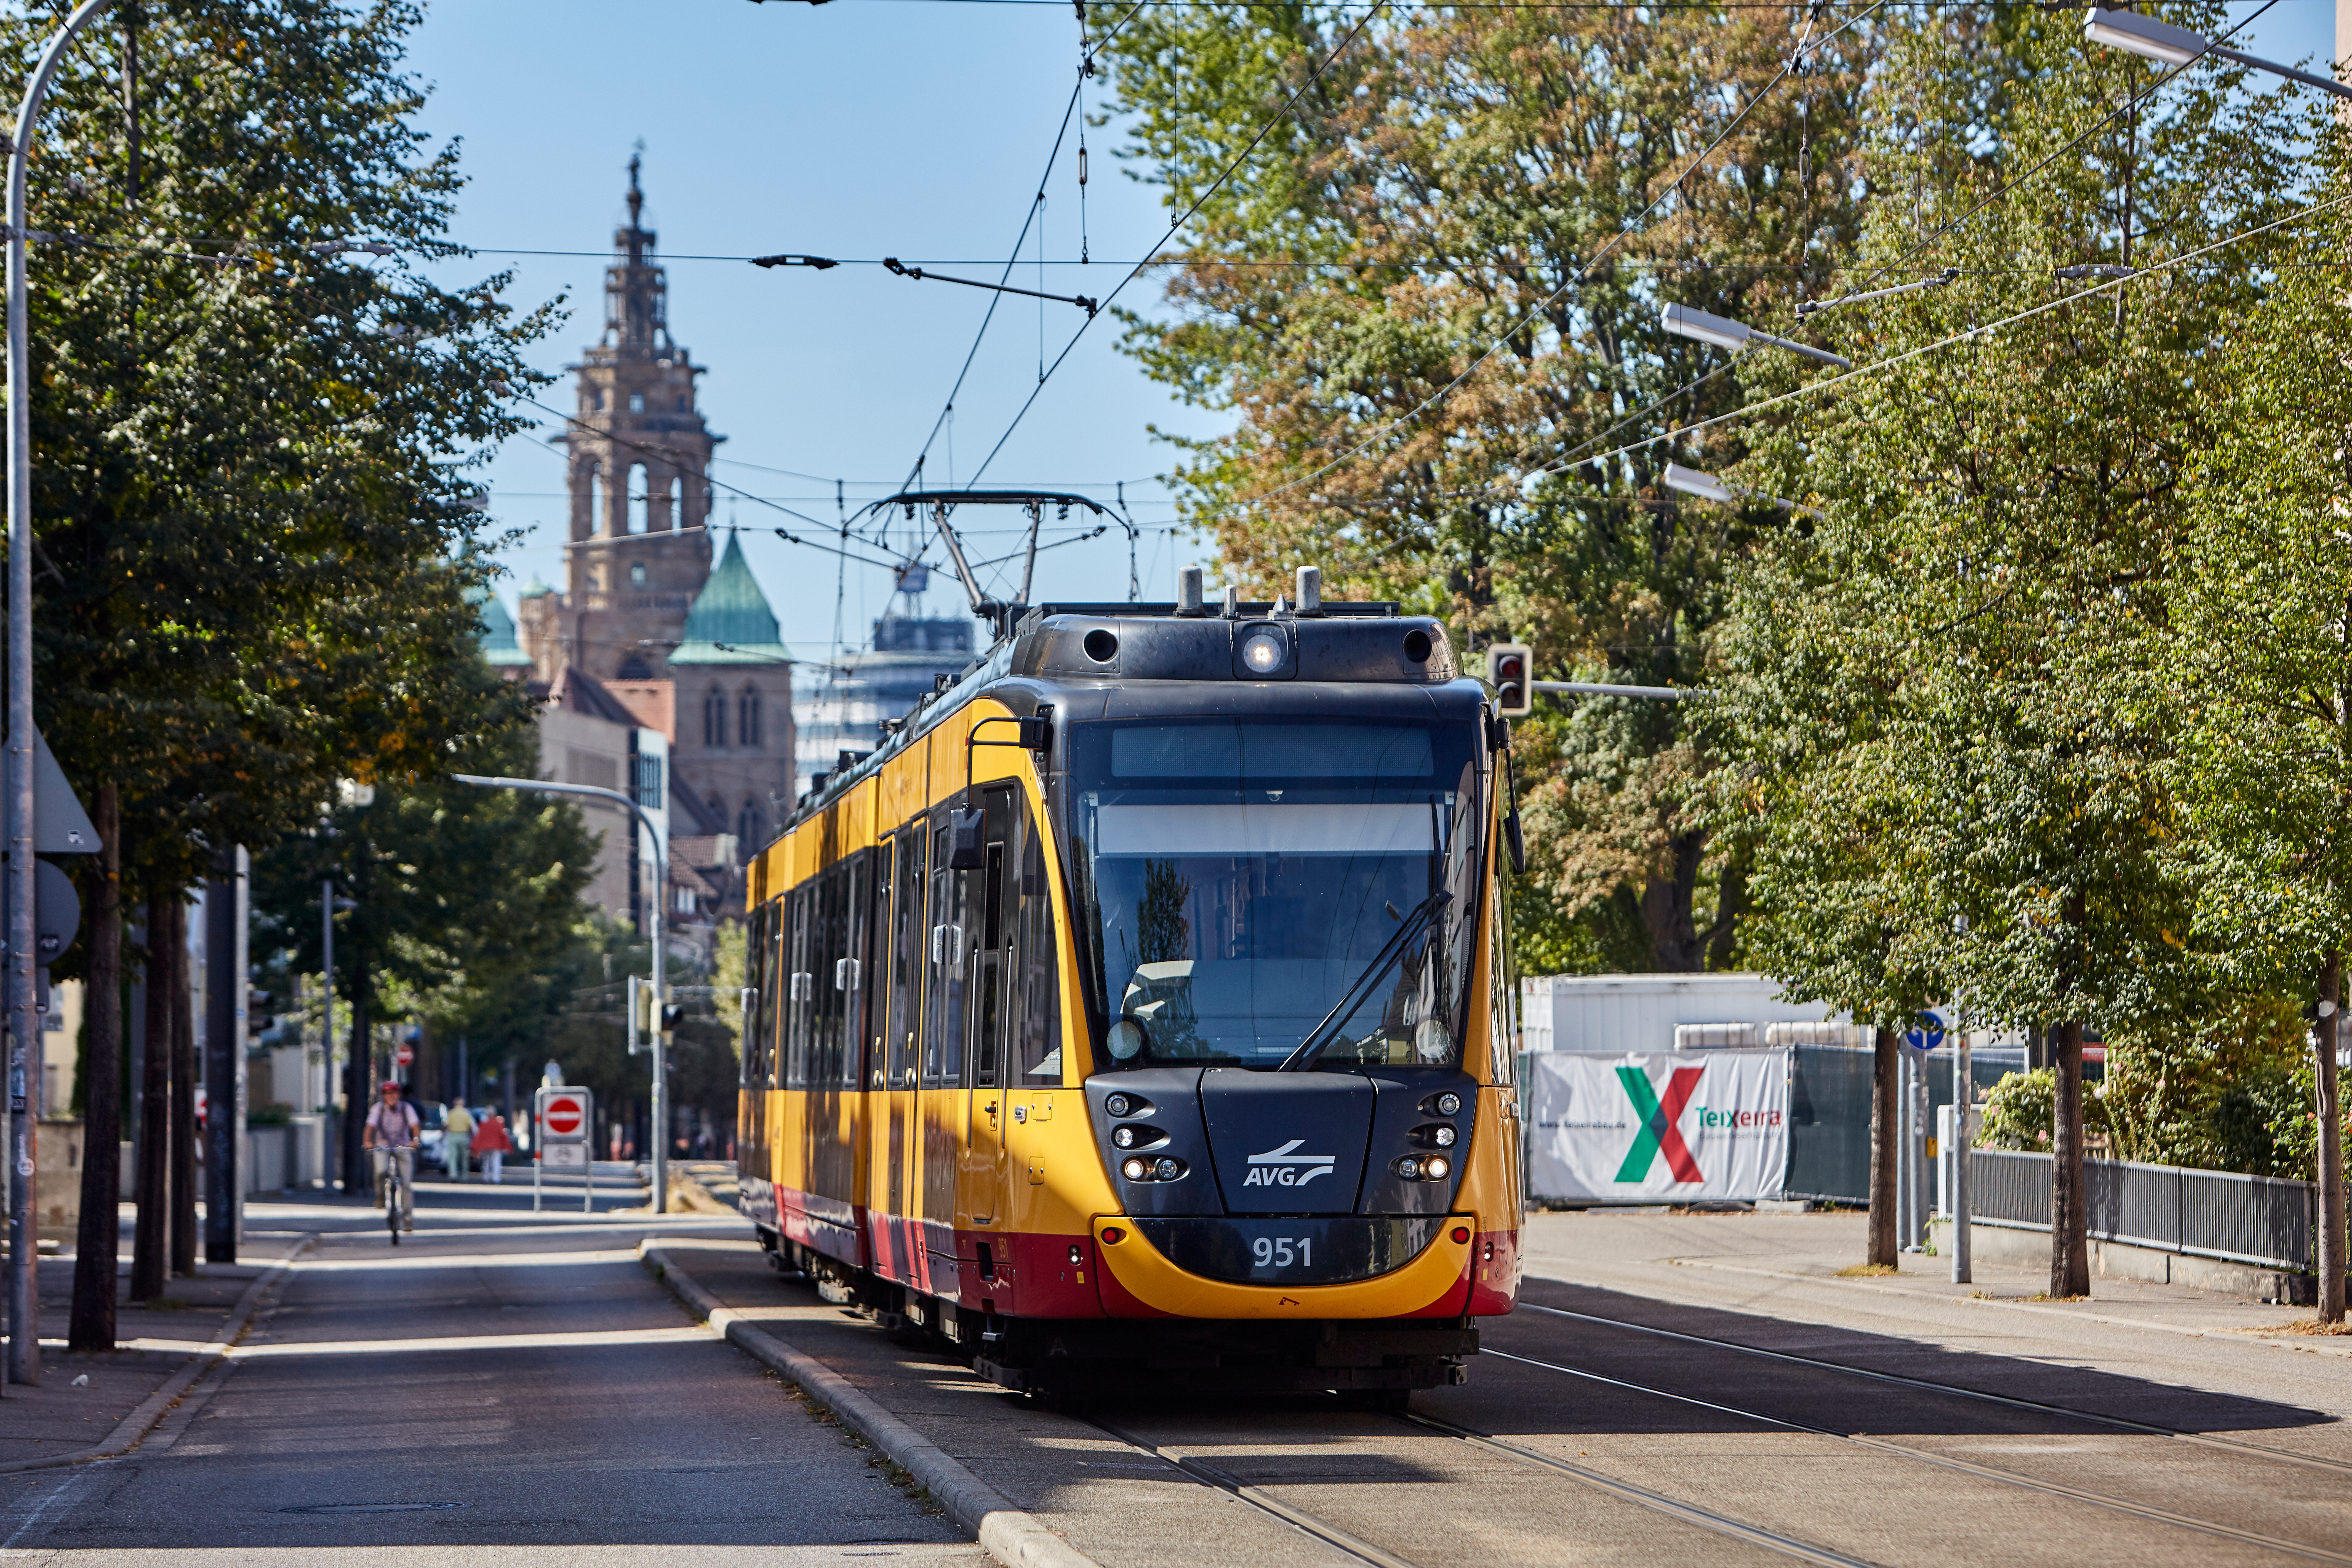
(67, 785, 121, 1349)
(168, 899, 196, 1277)
(2318, 953, 2345, 1324)
(2050, 1018, 2090, 1298)
(342, 950, 369, 1194)
(129, 890, 170, 1302)
(1868, 1025, 1898, 1266)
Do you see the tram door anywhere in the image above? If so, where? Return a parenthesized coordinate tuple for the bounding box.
(959, 788, 1015, 1234)
(921, 808, 970, 1282)
(883, 823, 926, 1282)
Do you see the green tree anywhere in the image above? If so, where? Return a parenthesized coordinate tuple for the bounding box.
(4, 0, 562, 1343)
(1725, 2, 2304, 1295)
(2165, 123, 2352, 1318)
(1100, 2, 1876, 970)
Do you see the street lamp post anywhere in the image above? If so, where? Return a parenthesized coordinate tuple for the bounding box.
(2081, 8, 2352, 99)
(450, 773, 671, 1215)
(1663, 302, 1854, 369)
(7, 0, 115, 1392)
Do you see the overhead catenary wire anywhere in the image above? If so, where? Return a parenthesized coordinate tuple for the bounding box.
(1518, 0, 2296, 494)
(963, 4, 1386, 486)
(1560, 187, 2352, 476)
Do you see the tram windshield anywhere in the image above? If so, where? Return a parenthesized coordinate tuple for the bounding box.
(1066, 716, 1483, 1072)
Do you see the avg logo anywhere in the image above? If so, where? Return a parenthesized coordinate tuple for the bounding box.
(1613, 1064, 1705, 1184)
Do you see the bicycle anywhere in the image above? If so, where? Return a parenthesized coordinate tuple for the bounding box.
(372, 1145, 415, 1244)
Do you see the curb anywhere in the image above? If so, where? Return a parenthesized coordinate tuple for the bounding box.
(639, 1239, 1099, 1568)
(0, 1233, 313, 1476)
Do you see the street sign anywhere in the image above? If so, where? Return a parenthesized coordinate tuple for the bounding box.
(540, 1088, 588, 1140)
(1903, 1011, 1947, 1052)
(3, 726, 97, 854)
(3, 856, 79, 962)
(394, 1043, 414, 1067)
(532, 1084, 595, 1214)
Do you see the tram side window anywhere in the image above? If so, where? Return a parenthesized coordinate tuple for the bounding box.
(786, 885, 814, 1089)
(742, 902, 769, 1089)
(924, 813, 971, 1088)
(818, 860, 848, 1085)
(887, 828, 925, 1089)
(860, 840, 891, 1088)
(761, 897, 787, 1089)
(840, 850, 872, 1088)
(970, 787, 1014, 1089)
(1012, 793, 1062, 1084)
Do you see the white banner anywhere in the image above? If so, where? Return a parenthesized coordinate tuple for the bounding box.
(1526, 1049, 1791, 1203)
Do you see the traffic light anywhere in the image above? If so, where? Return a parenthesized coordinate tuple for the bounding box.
(248, 988, 276, 1040)
(661, 1003, 684, 1034)
(1486, 642, 1534, 719)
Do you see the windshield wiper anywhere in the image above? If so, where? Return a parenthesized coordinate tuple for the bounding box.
(1277, 891, 1454, 1073)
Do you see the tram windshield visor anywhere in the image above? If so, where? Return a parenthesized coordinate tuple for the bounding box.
(1067, 717, 1483, 1072)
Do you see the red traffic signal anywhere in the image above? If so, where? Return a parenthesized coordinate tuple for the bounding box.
(1486, 642, 1534, 719)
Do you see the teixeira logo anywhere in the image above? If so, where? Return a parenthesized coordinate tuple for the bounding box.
(1609, 1064, 1788, 1183)
(1613, 1064, 1705, 1183)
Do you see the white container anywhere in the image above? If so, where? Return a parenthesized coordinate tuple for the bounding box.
(1520, 973, 1838, 1055)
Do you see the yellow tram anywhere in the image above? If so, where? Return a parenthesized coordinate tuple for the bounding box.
(737, 572, 1523, 1398)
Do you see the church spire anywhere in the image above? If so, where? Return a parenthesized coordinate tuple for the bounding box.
(607, 142, 667, 353)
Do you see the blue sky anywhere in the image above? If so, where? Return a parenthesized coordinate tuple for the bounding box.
(408, 0, 2337, 661)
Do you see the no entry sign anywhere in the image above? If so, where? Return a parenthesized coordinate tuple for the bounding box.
(541, 1090, 588, 1140)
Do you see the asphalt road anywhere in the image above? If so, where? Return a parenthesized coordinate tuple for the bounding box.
(0, 1170, 983, 1568)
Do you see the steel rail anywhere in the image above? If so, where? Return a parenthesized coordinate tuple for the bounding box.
(1520, 1299, 2352, 1478)
(1081, 1403, 1883, 1568)
(1495, 1321, 2352, 1563)
(1084, 1415, 1421, 1568)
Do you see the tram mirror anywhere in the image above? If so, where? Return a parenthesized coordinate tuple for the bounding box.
(948, 808, 986, 871)
(1505, 808, 1527, 876)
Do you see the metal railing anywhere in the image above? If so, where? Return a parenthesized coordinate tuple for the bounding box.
(1969, 1149, 2331, 1274)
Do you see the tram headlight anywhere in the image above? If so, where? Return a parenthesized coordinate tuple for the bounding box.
(1105, 1092, 1135, 1117)
(1113, 1126, 1137, 1149)
(1240, 627, 1286, 674)
(1153, 1157, 1185, 1181)
(1395, 1156, 1424, 1180)
(1434, 1124, 1457, 1148)
(1122, 1157, 1150, 1180)
(1426, 1156, 1451, 1180)
(1435, 1092, 1463, 1116)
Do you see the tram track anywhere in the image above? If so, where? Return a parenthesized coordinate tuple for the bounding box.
(1521, 1299, 2352, 1479)
(1075, 1307, 2352, 1568)
(1083, 1405, 1885, 1568)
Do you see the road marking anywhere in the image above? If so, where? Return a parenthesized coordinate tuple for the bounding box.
(292, 1247, 646, 1272)
(0, 1470, 93, 1554)
(227, 1324, 717, 1359)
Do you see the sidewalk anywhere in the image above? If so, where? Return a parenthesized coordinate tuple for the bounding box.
(0, 1250, 273, 1471)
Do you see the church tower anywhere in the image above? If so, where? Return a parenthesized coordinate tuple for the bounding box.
(518, 153, 722, 684)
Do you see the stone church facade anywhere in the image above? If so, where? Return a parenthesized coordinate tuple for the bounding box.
(515, 158, 796, 933)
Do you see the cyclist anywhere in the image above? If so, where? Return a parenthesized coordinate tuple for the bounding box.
(364, 1078, 420, 1235)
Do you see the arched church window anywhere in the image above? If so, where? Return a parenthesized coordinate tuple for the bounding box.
(739, 686, 762, 750)
(627, 464, 648, 533)
(703, 685, 727, 748)
(586, 465, 604, 536)
(629, 391, 645, 414)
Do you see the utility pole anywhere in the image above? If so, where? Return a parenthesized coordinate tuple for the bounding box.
(6, 0, 118, 1392)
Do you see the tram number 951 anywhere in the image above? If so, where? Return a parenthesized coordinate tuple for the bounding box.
(1252, 1236, 1312, 1268)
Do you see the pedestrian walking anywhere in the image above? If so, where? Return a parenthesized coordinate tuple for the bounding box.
(443, 1101, 476, 1182)
(473, 1109, 513, 1185)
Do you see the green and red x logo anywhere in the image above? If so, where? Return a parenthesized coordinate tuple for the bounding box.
(1613, 1064, 1705, 1183)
